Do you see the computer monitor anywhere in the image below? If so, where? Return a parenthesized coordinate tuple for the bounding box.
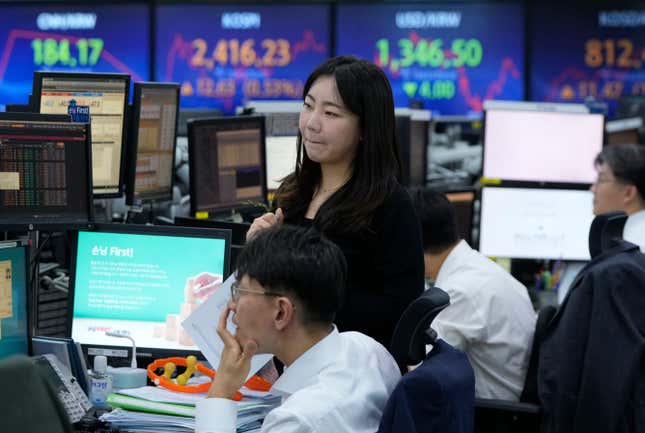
(265, 136, 297, 191)
(174, 216, 250, 269)
(255, 111, 299, 192)
(188, 116, 267, 215)
(479, 186, 594, 260)
(125, 82, 180, 205)
(69, 224, 231, 363)
(177, 109, 222, 137)
(445, 190, 475, 244)
(483, 109, 604, 184)
(32, 71, 130, 197)
(0, 119, 93, 229)
(0, 243, 30, 359)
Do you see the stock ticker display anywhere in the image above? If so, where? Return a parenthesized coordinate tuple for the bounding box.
(530, 5, 645, 114)
(335, 3, 525, 115)
(155, 4, 330, 113)
(0, 5, 150, 109)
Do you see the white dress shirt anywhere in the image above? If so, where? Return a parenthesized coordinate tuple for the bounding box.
(195, 326, 400, 433)
(624, 209, 645, 252)
(432, 240, 536, 401)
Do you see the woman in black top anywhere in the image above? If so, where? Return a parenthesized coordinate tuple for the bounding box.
(247, 56, 424, 349)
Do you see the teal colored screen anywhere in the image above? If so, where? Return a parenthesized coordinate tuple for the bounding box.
(73, 231, 226, 322)
(0, 246, 29, 359)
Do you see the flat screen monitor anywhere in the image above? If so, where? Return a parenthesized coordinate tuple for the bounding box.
(0, 244, 30, 359)
(479, 186, 594, 260)
(70, 224, 231, 363)
(266, 136, 297, 191)
(126, 82, 180, 205)
(335, 2, 524, 115)
(188, 116, 267, 215)
(483, 109, 604, 184)
(32, 71, 130, 197)
(0, 118, 92, 229)
(155, 4, 330, 113)
(0, 4, 150, 111)
(445, 190, 474, 244)
(605, 117, 642, 146)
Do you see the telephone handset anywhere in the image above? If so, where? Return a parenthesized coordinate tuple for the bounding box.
(32, 354, 92, 423)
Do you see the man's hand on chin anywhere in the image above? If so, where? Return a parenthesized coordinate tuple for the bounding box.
(208, 307, 258, 399)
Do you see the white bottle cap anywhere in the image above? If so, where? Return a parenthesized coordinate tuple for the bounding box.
(93, 355, 108, 374)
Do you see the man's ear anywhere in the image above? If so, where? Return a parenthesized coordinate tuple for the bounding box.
(274, 297, 295, 331)
(624, 184, 639, 206)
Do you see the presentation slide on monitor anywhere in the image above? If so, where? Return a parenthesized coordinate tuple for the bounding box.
(72, 231, 227, 351)
(483, 110, 604, 184)
(530, 5, 645, 115)
(479, 187, 594, 260)
(336, 3, 524, 115)
(155, 4, 330, 113)
(0, 4, 150, 109)
(0, 246, 28, 359)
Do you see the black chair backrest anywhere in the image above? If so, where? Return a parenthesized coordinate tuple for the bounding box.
(588, 211, 627, 259)
(520, 305, 557, 404)
(0, 356, 74, 433)
(390, 286, 450, 366)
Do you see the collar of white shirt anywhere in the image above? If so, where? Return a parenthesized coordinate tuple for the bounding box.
(435, 239, 471, 286)
(270, 325, 338, 398)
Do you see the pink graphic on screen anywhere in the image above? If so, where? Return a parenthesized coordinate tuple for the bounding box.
(483, 110, 604, 183)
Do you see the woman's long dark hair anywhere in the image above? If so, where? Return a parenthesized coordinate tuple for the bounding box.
(274, 56, 402, 236)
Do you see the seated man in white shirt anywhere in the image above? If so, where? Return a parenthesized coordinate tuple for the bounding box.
(592, 144, 645, 251)
(196, 225, 401, 433)
(409, 188, 536, 401)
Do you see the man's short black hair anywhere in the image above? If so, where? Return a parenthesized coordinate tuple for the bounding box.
(408, 188, 459, 254)
(235, 225, 347, 326)
(595, 144, 645, 203)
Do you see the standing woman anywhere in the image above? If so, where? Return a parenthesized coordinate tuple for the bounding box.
(247, 56, 424, 350)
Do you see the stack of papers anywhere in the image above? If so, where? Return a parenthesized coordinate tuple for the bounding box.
(100, 385, 281, 432)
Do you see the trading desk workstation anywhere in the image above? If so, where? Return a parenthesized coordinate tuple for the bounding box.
(1, 1, 645, 433)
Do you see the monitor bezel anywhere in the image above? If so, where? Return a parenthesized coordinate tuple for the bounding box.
(187, 115, 268, 216)
(67, 223, 232, 363)
(0, 119, 94, 230)
(481, 108, 606, 187)
(0, 242, 32, 359)
(32, 71, 131, 199)
(125, 82, 180, 206)
(0, 113, 71, 122)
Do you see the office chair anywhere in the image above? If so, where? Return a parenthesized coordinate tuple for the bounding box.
(0, 356, 74, 433)
(587, 211, 627, 259)
(537, 211, 645, 433)
(473, 305, 556, 433)
(378, 286, 475, 433)
(475, 211, 633, 433)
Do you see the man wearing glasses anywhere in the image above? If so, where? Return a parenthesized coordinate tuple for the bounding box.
(195, 225, 400, 433)
(591, 143, 645, 251)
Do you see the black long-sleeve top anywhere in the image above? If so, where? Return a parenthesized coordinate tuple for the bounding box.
(286, 184, 425, 350)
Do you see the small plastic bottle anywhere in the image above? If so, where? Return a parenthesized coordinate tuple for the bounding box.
(89, 355, 112, 407)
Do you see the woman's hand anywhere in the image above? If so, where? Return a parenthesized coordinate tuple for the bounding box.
(246, 208, 284, 241)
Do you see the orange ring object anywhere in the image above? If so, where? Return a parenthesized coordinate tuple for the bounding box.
(147, 357, 272, 400)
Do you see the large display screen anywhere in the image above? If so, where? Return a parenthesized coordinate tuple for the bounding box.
(0, 4, 150, 109)
(71, 227, 229, 353)
(530, 4, 645, 115)
(156, 4, 330, 113)
(479, 187, 594, 260)
(483, 109, 604, 184)
(336, 3, 524, 115)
